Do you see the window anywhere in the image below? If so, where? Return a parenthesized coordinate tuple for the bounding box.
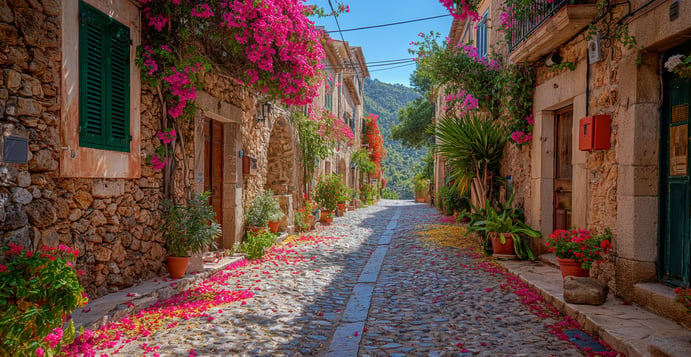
(79, 1, 132, 152)
(325, 76, 334, 112)
(476, 10, 489, 59)
(351, 108, 356, 130)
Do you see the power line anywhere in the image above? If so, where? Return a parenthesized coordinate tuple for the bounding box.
(323, 58, 416, 69)
(368, 62, 416, 72)
(326, 14, 452, 33)
(327, 0, 360, 83)
(327, 60, 416, 70)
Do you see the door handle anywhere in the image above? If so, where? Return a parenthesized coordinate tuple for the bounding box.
(556, 187, 563, 193)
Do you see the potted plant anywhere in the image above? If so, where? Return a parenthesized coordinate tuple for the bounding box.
(266, 195, 285, 234)
(445, 185, 469, 217)
(361, 183, 376, 205)
(674, 286, 691, 314)
(0, 244, 88, 356)
(414, 177, 429, 203)
(466, 197, 539, 260)
(314, 174, 342, 223)
(244, 190, 276, 234)
(546, 228, 612, 278)
(337, 186, 352, 213)
(162, 192, 221, 278)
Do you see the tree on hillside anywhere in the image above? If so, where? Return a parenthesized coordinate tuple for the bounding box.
(391, 97, 435, 149)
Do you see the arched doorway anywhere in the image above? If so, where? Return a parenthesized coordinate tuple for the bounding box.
(266, 115, 297, 230)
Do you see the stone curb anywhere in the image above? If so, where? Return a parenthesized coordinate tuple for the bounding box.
(496, 260, 691, 357)
(71, 232, 289, 332)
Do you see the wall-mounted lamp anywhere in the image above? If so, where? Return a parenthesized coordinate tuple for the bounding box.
(258, 101, 273, 123)
(545, 51, 562, 67)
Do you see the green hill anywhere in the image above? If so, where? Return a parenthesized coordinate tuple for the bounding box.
(364, 78, 426, 199)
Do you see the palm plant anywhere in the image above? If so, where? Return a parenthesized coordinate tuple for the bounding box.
(465, 196, 539, 260)
(434, 112, 507, 202)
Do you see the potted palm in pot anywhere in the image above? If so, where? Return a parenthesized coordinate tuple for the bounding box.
(162, 192, 221, 278)
(466, 197, 539, 260)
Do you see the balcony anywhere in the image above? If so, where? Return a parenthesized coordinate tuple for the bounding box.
(509, 0, 597, 64)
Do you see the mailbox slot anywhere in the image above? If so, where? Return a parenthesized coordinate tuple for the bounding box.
(578, 115, 610, 151)
(242, 155, 257, 175)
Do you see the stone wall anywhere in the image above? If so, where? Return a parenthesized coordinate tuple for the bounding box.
(0, 1, 174, 299)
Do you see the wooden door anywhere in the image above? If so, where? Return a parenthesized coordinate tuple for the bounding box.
(554, 106, 573, 231)
(204, 118, 224, 248)
(661, 65, 691, 286)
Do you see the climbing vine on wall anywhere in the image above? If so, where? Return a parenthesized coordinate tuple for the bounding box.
(136, 0, 341, 199)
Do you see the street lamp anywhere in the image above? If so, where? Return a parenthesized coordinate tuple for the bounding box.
(258, 101, 272, 123)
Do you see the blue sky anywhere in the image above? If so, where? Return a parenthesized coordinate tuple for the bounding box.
(307, 0, 453, 87)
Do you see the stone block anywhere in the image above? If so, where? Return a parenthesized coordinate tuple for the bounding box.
(617, 165, 658, 197)
(11, 187, 32, 205)
(25, 198, 55, 227)
(615, 257, 657, 298)
(73, 190, 93, 209)
(17, 97, 41, 116)
(28, 149, 57, 172)
(617, 103, 659, 167)
(93, 180, 124, 198)
(563, 276, 608, 305)
(616, 195, 658, 261)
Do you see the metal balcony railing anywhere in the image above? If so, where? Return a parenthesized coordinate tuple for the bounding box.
(509, 0, 593, 51)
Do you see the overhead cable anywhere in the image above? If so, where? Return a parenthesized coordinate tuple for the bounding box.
(326, 14, 452, 33)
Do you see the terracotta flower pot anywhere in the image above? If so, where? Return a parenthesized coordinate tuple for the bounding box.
(320, 210, 334, 225)
(416, 198, 425, 203)
(337, 203, 346, 212)
(166, 256, 190, 278)
(556, 257, 590, 278)
(268, 220, 280, 233)
(247, 226, 266, 235)
(490, 232, 516, 258)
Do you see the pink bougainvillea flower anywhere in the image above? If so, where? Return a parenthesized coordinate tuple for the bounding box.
(150, 155, 168, 170)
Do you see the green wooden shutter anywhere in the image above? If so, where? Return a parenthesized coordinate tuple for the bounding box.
(79, 1, 131, 152)
(108, 23, 131, 148)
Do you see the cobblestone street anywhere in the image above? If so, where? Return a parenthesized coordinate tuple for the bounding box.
(76, 200, 615, 356)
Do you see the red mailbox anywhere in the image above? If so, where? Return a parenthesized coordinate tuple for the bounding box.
(578, 115, 610, 151)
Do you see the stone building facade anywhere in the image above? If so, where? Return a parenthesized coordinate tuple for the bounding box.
(313, 39, 369, 195)
(438, 0, 691, 327)
(0, 0, 367, 299)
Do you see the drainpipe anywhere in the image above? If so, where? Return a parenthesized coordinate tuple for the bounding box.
(586, 52, 590, 116)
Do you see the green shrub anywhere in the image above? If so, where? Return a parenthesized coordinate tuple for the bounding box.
(361, 183, 376, 204)
(0, 244, 87, 356)
(241, 230, 276, 260)
(315, 174, 347, 211)
(435, 185, 449, 212)
(163, 192, 220, 257)
(381, 187, 399, 199)
(246, 190, 282, 227)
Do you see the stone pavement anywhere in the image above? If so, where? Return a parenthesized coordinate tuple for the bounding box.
(67, 199, 689, 356)
(498, 258, 691, 357)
